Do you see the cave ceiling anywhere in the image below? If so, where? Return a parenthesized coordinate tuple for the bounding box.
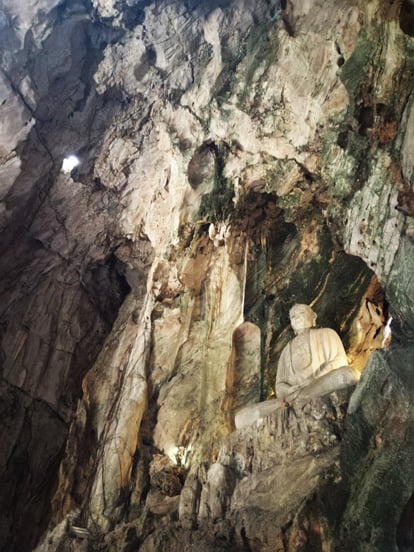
(0, 0, 413, 550)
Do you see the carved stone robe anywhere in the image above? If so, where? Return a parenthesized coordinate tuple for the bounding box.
(276, 328, 348, 391)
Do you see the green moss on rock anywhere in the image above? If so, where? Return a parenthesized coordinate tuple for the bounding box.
(339, 29, 376, 102)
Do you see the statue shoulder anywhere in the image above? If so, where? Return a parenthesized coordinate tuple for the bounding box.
(311, 327, 341, 340)
(310, 327, 347, 359)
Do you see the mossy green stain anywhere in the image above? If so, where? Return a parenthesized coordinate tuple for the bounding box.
(340, 29, 376, 101)
(236, 21, 279, 109)
(198, 181, 235, 222)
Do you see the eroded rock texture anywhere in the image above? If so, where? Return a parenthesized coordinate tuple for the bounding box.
(0, 0, 413, 550)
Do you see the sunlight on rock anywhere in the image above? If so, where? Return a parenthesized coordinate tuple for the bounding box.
(167, 445, 192, 467)
(61, 155, 80, 174)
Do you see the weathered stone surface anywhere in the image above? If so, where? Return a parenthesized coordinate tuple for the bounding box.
(167, 390, 351, 551)
(339, 345, 414, 551)
(0, 0, 413, 550)
(0, 380, 67, 552)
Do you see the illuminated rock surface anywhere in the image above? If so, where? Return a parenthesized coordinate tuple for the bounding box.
(0, 0, 413, 550)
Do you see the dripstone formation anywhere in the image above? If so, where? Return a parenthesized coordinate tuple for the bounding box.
(0, 0, 413, 550)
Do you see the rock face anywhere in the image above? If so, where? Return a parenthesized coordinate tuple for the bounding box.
(147, 389, 353, 552)
(0, 0, 414, 550)
(340, 345, 414, 550)
(0, 380, 68, 552)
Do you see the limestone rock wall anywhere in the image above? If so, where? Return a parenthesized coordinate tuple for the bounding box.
(0, 0, 413, 550)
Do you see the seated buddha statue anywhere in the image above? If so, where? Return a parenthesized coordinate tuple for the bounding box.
(234, 304, 360, 429)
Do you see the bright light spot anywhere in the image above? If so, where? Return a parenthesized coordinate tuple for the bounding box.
(167, 445, 192, 467)
(167, 446, 180, 465)
(61, 155, 80, 174)
(382, 316, 393, 346)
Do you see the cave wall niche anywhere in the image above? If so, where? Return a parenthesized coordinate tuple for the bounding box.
(283, 258, 384, 381)
(238, 204, 389, 399)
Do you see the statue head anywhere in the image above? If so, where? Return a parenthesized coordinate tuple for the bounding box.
(289, 304, 317, 334)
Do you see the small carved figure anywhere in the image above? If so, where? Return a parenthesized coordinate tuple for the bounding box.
(234, 304, 359, 429)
